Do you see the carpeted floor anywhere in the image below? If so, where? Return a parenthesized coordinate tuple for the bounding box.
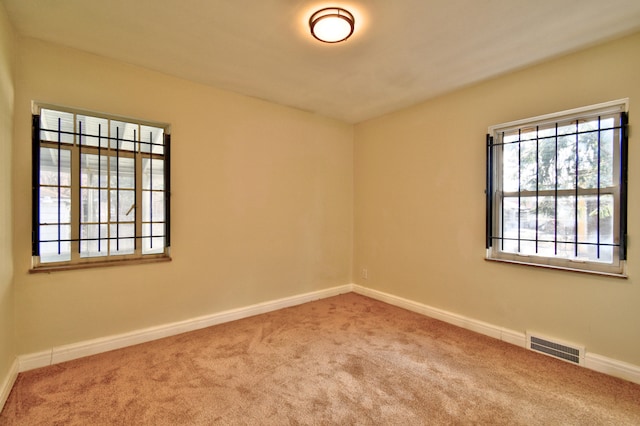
(2, 292, 640, 425)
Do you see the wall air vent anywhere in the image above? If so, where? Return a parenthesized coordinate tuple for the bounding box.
(526, 332, 585, 365)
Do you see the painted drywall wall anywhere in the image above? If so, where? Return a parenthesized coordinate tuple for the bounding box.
(354, 32, 640, 366)
(12, 37, 353, 354)
(0, 3, 16, 386)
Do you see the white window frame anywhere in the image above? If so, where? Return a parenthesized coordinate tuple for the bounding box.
(31, 103, 171, 272)
(486, 99, 628, 277)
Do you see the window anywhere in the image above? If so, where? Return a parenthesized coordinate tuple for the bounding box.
(486, 100, 628, 276)
(32, 104, 171, 270)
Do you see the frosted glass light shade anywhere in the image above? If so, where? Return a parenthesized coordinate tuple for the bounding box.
(309, 8, 355, 43)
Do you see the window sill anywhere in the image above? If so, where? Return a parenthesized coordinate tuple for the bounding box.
(485, 257, 627, 279)
(30, 255, 172, 273)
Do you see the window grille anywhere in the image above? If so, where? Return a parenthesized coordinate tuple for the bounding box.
(32, 105, 171, 269)
(486, 100, 628, 276)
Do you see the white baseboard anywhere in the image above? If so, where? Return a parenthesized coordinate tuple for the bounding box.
(586, 353, 640, 385)
(18, 350, 52, 372)
(0, 358, 19, 412)
(352, 284, 526, 347)
(12, 283, 640, 387)
(352, 284, 640, 385)
(18, 284, 353, 371)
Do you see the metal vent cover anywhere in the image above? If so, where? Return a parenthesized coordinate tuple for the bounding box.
(527, 333, 585, 365)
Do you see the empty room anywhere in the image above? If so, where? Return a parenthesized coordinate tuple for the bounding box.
(1, 0, 640, 424)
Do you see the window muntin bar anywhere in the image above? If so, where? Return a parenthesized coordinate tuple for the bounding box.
(38, 145, 72, 263)
(554, 123, 558, 256)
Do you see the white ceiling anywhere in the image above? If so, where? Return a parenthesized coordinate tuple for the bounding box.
(3, 0, 640, 123)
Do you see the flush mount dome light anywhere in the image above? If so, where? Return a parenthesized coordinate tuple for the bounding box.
(309, 7, 355, 43)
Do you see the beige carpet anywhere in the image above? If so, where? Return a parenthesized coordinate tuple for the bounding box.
(2, 292, 640, 425)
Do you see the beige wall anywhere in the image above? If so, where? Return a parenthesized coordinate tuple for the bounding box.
(354, 32, 640, 366)
(0, 3, 16, 383)
(12, 37, 353, 354)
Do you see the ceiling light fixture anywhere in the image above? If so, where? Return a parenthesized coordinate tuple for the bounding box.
(309, 7, 355, 43)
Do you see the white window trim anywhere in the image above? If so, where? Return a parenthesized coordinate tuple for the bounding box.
(31, 102, 172, 272)
(486, 99, 629, 277)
